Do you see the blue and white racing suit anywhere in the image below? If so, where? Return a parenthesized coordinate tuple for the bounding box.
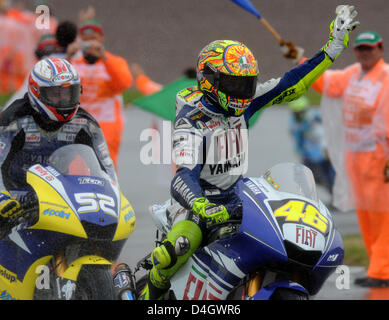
(0, 94, 117, 193)
(169, 51, 334, 222)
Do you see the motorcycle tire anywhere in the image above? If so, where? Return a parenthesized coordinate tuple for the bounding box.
(74, 265, 115, 300)
(270, 288, 309, 300)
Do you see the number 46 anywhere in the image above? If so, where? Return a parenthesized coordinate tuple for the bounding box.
(274, 200, 328, 233)
(74, 192, 116, 217)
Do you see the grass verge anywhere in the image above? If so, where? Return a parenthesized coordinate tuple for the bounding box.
(343, 234, 368, 268)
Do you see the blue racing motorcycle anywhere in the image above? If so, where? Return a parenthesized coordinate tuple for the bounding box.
(135, 162, 344, 300)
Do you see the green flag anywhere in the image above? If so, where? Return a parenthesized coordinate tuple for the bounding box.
(133, 76, 196, 122)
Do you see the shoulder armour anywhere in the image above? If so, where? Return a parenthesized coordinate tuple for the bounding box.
(176, 86, 203, 115)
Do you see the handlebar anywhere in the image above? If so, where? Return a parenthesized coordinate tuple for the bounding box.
(0, 190, 39, 239)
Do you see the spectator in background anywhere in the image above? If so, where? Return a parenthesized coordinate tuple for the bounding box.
(34, 33, 58, 60)
(53, 20, 78, 59)
(3, 33, 58, 108)
(0, 0, 58, 93)
(4, 20, 78, 109)
(0, 0, 29, 94)
(284, 30, 389, 288)
(68, 19, 133, 170)
(287, 96, 335, 195)
(131, 63, 163, 96)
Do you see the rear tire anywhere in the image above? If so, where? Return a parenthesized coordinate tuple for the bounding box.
(74, 265, 115, 300)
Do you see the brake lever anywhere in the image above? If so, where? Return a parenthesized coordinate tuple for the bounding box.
(14, 190, 39, 226)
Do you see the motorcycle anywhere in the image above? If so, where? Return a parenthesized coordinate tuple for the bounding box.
(134, 162, 344, 300)
(0, 144, 136, 300)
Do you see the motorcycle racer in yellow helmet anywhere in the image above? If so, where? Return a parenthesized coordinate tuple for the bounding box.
(138, 5, 359, 300)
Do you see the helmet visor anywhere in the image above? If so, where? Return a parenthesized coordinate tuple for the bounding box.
(203, 64, 257, 99)
(39, 84, 81, 111)
(218, 73, 257, 99)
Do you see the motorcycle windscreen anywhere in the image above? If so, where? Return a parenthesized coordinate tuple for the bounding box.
(262, 162, 318, 204)
(48, 144, 108, 179)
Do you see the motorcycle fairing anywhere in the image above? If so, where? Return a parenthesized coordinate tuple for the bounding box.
(0, 255, 53, 300)
(26, 165, 87, 237)
(0, 223, 74, 285)
(250, 280, 308, 300)
(240, 180, 287, 256)
(0, 162, 135, 299)
(307, 229, 344, 295)
(174, 249, 244, 300)
(27, 164, 135, 240)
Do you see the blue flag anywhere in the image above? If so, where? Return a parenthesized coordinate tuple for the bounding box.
(230, 0, 262, 19)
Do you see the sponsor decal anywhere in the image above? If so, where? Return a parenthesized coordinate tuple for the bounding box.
(244, 180, 262, 195)
(0, 266, 17, 283)
(25, 124, 39, 132)
(43, 208, 71, 219)
(124, 209, 135, 222)
(209, 159, 242, 175)
(191, 112, 204, 120)
(46, 166, 60, 177)
(114, 271, 131, 289)
(183, 266, 222, 300)
(175, 118, 193, 129)
(0, 290, 16, 300)
(62, 124, 79, 133)
(53, 72, 73, 83)
(25, 132, 41, 143)
(296, 225, 318, 249)
(327, 254, 339, 262)
(70, 118, 87, 125)
(196, 121, 207, 130)
(283, 223, 326, 251)
(78, 177, 104, 186)
(205, 120, 221, 130)
(272, 88, 296, 105)
(58, 132, 76, 142)
(97, 142, 109, 158)
(32, 164, 56, 182)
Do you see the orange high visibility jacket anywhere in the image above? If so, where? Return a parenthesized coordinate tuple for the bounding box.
(71, 51, 133, 124)
(71, 52, 133, 169)
(135, 73, 163, 96)
(310, 58, 389, 213)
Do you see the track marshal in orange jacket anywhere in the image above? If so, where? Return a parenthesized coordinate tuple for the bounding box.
(307, 31, 389, 288)
(69, 20, 133, 170)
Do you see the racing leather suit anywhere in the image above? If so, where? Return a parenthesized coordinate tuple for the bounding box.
(143, 50, 339, 299)
(0, 94, 117, 192)
(170, 51, 333, 215)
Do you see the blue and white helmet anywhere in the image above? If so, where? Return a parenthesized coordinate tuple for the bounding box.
(28, 57, 81, 122)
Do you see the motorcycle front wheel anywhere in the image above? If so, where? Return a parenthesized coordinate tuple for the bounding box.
(270, 287, 309, 300)
(74, 265, 115, 300)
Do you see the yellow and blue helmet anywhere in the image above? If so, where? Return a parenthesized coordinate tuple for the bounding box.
(196, 40, 259, 116)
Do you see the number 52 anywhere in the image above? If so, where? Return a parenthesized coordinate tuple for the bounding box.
(74, 192, 116, 217)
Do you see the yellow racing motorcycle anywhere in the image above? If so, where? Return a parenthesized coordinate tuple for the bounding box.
(0, 144, 136, 300)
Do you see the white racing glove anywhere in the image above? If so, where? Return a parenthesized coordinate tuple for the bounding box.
(323, 5, 360, 61)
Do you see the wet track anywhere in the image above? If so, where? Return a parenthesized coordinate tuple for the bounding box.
(116, 106, 383, 300)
